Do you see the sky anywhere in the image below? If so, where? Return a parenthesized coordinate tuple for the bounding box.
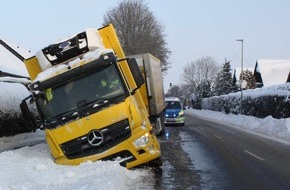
(1, 0, 290, 92)
(0, 108, 289, 189)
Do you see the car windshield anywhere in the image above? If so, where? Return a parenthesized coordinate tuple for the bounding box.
(166, 101, 181, 109)
(36, 64, 127, 125)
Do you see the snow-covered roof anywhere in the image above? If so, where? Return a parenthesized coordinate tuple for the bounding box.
(254, 59, 290, 87)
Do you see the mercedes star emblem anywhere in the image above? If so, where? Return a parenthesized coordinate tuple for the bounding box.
(87, 130, 104, 146)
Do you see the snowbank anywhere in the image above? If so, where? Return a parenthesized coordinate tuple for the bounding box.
(0, 142, 150, 190)
(0, 130, 151, 190)
(186, 109, 290, 145)
(0, 109, 289, 189)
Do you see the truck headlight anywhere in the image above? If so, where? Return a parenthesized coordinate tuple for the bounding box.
(133, 133, 149, 148)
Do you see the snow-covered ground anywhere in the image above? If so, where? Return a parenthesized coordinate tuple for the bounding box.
(0, 109, 289, 190)
(0, 131, 151, 190)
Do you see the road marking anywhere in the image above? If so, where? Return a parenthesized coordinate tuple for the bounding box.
(214, 135, 223, 140)
(197, 126, 203, 130)
(244, 150, 265, 161)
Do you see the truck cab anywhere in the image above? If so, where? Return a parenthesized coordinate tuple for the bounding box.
(21, 24, 161, 168)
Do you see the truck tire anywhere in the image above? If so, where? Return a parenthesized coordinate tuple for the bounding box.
(154, 115, 165, 136)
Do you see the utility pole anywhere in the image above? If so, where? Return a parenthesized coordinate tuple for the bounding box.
(236, 39, 243, 114)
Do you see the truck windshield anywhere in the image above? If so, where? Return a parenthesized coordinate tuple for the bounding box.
(36, 64, 127, 125)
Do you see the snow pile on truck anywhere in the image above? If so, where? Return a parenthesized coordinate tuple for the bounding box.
(35, 28, 107, 71)
(34, 48, 114, 83)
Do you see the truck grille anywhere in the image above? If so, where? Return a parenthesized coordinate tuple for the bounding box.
(60, 119, 131, 159)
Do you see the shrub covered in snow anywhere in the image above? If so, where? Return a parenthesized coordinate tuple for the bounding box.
(0, 82, 35, 137)
(202, 83, 290, 118)
(0, 112, 33, 137)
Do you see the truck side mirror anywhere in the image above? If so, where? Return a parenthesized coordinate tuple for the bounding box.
(20, 100, 41, 131)
(127, 58, 144, 89)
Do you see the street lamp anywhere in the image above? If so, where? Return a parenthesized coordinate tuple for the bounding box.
(236, 39, 243, 114)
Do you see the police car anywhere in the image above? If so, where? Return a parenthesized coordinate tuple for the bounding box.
(164, 97, 185, 126)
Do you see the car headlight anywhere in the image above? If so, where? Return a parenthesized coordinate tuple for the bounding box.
(133, 133, 149, 148)
(179, 112, 184, 118)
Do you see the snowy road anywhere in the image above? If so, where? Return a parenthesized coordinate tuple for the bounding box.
(151, 118, 236, 189)
(1, 109, 290, 189)
(182, 112, 290, 189)
(145, 111, 290, 189)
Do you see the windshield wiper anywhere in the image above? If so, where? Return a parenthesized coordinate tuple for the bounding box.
(77, 98, 113, 116)
(45, 109, 79, 128)
(92, 98, 110, 108)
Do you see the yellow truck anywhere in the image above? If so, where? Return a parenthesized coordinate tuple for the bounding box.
(20, 24, 163, 168)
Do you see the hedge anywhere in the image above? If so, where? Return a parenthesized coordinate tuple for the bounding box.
(0, 111, 35, 137)
(202, 83, 290, 119)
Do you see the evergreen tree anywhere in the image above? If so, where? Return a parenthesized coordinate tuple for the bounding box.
(240, 69, 256, 89)
(196, 80, 211, 99)
(232, 69, 239, 92)
(201, 80, 211, 98)
(214, 59, 234, 95)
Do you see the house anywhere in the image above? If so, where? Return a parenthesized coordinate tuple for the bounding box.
(254, 59, 290, 87)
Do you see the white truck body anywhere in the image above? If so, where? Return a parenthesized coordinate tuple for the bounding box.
(130, 53, 166, 135)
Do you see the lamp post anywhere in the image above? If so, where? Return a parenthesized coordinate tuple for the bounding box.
(236, 39, 243, 114)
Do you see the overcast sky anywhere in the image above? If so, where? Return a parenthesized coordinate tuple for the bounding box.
(1, 0, 290, 92)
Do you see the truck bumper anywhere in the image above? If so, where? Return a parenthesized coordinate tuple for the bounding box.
(49, 130, 161, 169)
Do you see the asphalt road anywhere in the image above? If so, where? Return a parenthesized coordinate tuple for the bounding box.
(145, 111, 290, 190)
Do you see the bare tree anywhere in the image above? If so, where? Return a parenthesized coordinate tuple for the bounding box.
(182, 56, 220, 108)
(103, 0, 171, 73)
(182, 56, 220, 95)
(165, 85, 181, 98)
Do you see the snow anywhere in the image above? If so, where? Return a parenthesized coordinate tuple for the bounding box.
(0, 130, 150, 190)
(0, 144, 149, 190)
(1, 30, 289, 190)
(34, 28, 113, 83)
(0, 109, 289, 189)
(34, 47, 114, 83)
(255, 59, 290, 87)
(231, 83, 289, 98)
